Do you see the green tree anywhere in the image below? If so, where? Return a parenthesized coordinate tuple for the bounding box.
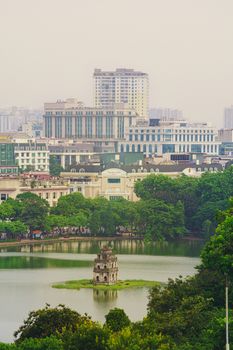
(136, 199, 185, 240)
(66, 323, 110, 350)
(147, 281, 213, 344)
(14, 304, 89, 342)
(135, 174, 178, 202)
(105, 308, 130, 332)
(0, 201, 15, 221)
(0, 221, 28, 239)
(51, 192, 90, 217)
(49, 155, 64, 176)
(17, 336, 63, 350)
(0, 344, 16, 350)
(200, 199, 233, 278)
(16, 193, 49, 233)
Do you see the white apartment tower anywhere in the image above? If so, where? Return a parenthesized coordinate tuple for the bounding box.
(93, 68, 149, 119)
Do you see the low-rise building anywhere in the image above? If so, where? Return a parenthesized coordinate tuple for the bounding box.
(0, 173, 69, 206)
(13, 138, 49, 172)
(49, 143, 95, 168)
(61, 162, 223, 201)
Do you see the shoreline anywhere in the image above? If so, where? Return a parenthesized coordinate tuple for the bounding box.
(0, 235, 204, 249)
(52, 279, 160, 291)
(0, 236, 141, 248)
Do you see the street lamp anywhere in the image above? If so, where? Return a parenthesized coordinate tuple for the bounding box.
(226, 275, 230, 350)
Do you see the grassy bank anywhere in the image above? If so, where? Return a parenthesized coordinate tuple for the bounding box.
(52, 279, 159, 291)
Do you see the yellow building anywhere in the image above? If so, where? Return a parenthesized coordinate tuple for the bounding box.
(61, 163, 222, 201)
(0, 176, 69, 206)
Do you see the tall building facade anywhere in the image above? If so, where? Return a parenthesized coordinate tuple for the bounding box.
(224, 106, 233, 128)
(93, 68, 149, 119)
(43, 99, 137, 141)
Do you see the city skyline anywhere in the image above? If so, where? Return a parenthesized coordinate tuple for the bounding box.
(1, 0, 233, 128)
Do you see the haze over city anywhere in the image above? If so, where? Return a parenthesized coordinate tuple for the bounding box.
(1, 0, 233, 127)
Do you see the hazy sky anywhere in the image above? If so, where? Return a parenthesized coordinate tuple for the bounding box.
(1, 0, 233, 127)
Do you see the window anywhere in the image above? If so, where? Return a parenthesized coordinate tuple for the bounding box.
(110, 196, 123, 200)
(0, 194, 7, 201)
(191, 144, 202, 153)
(108, 178, 120, 183)
(162, 144, 175, 153)
(65, 116, 73, 138)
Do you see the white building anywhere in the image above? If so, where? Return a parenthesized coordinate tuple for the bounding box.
(13, 137, 49, 172)
(119, 119, 220, 156)
(93, 68, 149, 119)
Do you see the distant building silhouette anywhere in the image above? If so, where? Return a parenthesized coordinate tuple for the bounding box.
(224, 106, 233, 128)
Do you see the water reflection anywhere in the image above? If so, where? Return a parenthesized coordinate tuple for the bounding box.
(93, 289, 118, 303)
(0, 256, 91, 269)
(4, 239, 204, 257)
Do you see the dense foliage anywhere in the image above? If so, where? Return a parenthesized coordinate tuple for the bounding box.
(0, 191, 185, 240)
(2, 201, 233, 349)
(1, 167, 233, 240)
(135, 167, 233, 237)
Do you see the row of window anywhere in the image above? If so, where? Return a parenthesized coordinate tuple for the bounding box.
(15, 153, 47, 157)
(20, 165, 47, 170)
(129, 129, 214, 134)
(45, 116, 129, 139)
(120, 144, 219, 154)
(128, 134, 215, 142)
(45, 111, 133, 116)
(38, 192, 62, 199)
(0, 168, 18, 174)
(15, 146, 47, 151)
(18, 159, 47, 164)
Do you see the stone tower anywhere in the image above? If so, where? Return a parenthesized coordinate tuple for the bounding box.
(93, 246, 118, 285)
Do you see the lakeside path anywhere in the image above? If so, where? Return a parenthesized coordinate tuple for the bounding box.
(0, 236, 139, 249)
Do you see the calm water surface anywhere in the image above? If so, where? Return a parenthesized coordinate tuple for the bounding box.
(0, 239, 203, 342)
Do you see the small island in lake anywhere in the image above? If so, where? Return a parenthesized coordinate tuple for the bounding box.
(52, 246, 159, 291)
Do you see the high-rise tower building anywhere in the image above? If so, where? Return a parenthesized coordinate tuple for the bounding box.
(93, 68, 149, 119)
(224, 106, 233, 128)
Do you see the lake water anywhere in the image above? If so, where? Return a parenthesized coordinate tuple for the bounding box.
(0, 239, 204, 342)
